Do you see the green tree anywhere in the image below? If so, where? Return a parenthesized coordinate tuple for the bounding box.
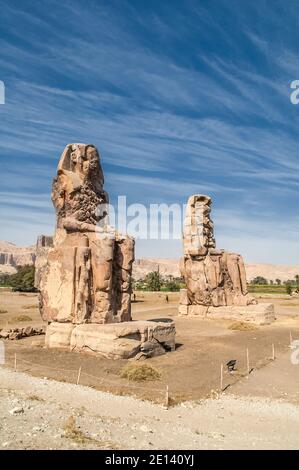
(144, 271, 161, 291)
(295, 274, 299, 288)
(162, 280, 181, 292)
(286, 283, 292, 295)
(251, 276, 268, 285)
(0, 273, 10, 286)
(8, 265, 36, 292)
(275, 278, 281, 285)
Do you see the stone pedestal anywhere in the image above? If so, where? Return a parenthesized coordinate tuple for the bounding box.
(45, 320, 176, 359)
(179, 302, 275, 325)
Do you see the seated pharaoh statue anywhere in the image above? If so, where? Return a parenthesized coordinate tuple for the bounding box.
(179, 195, 275, 324)
(35, 143, 175, 359)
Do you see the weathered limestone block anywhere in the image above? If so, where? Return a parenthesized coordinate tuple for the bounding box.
(179, 194, 274, 324)
(179, 289, 189, 305)
(70, 324, 141, 359)
(188, 305, 209, 316)
(0, 326, 45, 340)
(52, 143, 108, 229)
(45, 321, 176, 359)
(179, 304, 275, 324)
(183, 195, 216, 256)
(45, 322, 75, 349)
(178, 305, 189, 316)
(207, 303, 275, 325)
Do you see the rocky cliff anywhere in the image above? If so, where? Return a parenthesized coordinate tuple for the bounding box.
(0, 241, 36, 274)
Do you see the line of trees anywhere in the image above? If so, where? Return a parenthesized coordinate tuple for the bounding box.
(251, 275, 299, 286)
(250, 274, 299, 295)
(0, 265, 36, 292)
(133, 272, 185, 292)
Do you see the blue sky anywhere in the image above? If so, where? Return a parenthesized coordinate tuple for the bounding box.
(0, 0, 298, 263)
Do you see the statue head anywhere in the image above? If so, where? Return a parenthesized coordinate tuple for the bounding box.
(52, 143, 108, 227)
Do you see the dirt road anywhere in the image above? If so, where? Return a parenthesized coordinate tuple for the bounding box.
(1, 358, 299, 450)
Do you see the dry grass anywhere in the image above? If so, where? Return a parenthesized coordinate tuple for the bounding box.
(209, 389, 221, 400)
(120, 363, 161, 382)
(279, 302, 299, 307)
(27, 394, 44, 402)
(63, 416, 119, 449)
(0, 309, 8, 314)
(228, 321, 257, 331)
(64, 416, 91, 444)
(9, 314, 32, 322)
(22, 304, 38, 310)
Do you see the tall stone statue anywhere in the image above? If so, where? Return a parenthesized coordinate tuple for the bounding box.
(179, 195, 275, 324)
(37, 144, 134, 325)
(35, 144, 175, 359)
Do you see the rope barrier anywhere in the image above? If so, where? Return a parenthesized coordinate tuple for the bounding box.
(2, 334, 295, 401)
(3, 356, 166, 393)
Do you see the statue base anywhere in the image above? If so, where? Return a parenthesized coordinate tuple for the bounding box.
(178, 303, 275, 325)
(45, 320, 176, 360)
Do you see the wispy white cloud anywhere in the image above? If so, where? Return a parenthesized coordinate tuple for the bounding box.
(0, 0, 298, 262)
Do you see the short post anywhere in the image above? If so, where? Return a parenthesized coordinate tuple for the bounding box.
(220, 363, 224, 391)
(290, 332, 293, 347)
(76, 366, 82, 385)
(14, 353, 17, 372)
(165, 385, 169, 409)
(246, 348, 250, 374)
(272, 344, 275, 361)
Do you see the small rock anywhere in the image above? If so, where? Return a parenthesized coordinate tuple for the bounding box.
(9, 406, 24, 415)
(210, 432, 225, 440)
(140, 425, 152, 433)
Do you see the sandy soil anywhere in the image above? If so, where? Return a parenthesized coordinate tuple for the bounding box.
(1, 290, 299, 404)
(1, 363, 299, 450)
(1, 290, 299, 449)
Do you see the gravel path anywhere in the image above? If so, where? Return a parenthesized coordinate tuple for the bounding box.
(1, 365, 299, 450)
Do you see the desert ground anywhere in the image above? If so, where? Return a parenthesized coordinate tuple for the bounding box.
(1, 289, 299, 449)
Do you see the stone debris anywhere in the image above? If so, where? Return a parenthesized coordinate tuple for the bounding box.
(35, 143, 176, 358)
(9, 406, 24, 415)
(179, 195, 275, 324)
(0, 326, 45, 340)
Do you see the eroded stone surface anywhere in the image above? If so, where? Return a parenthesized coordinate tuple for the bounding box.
(207, 303, 275, 325)
(35, 144, 135, 325)
(179, 195, 274, 324)
(36, 143, 176, 358)
(45, 320, 176, 359)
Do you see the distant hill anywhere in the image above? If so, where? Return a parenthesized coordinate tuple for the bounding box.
(0, 240, 298, 283)
(133, 258, 299, 282)
(0, 240, 36, 274)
